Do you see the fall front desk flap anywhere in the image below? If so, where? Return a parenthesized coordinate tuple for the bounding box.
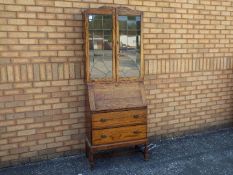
(87, 82, 147, 112)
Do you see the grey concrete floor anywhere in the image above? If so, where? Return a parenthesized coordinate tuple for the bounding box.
(0, 128, 233, 175)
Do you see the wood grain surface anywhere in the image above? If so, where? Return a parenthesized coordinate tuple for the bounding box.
(92, 124, 146, 145)
(92, 109, 146, 129)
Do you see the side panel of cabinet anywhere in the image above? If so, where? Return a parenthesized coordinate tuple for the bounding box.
(85, 85, 92, 142)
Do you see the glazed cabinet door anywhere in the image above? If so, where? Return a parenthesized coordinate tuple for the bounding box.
(84, 9, 116, 82)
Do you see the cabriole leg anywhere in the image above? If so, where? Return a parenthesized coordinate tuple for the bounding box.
(88, 149, 94, 170)
(144, 143, 149, 161)
(85, 141, 88, 158)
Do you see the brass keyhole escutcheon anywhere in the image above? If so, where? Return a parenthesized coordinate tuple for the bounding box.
(133, 131, 141, 134)
(133, 115, 140, 118)
(100, 134, 107, 139)
(100, 118, 107, 122)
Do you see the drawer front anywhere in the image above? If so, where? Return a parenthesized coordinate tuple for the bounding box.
(92, 125, 146, 145)
(92, 109, 146, 129)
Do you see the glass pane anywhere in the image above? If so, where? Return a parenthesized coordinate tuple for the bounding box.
(103, 15, 112, 29)
(104, 33, 112, 50)
(118, 16, 127, 30)
(88, 14, 113, 79)
(136, 16, 141, 30)
(128, 16, 136, 30)
(118, 16, 141, 78)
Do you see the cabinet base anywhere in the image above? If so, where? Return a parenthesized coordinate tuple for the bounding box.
(85, 138, 149, 170)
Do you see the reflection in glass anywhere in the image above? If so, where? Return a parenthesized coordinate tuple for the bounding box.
(88, 14, 113, 79)
(119, 16, 127, 30)
(118, 16, 141, 77)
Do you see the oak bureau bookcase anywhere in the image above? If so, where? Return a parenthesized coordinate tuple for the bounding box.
(83, 6, 148, 169)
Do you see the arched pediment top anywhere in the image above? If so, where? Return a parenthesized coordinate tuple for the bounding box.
(83, 6, 142, 16)
(116, 6, 142, 16)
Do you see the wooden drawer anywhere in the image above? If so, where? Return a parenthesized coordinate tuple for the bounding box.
(92, 125, 146, 145)
(92, 109, 146, 129)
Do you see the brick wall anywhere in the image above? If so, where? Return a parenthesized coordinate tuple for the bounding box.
(0, 0, 233, 168)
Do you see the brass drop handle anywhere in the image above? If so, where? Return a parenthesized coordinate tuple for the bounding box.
(100, 118, 107, 122)
(133, 130, 141, 134)
(133, 114, 140, 119)
(100, 134, 107, 139)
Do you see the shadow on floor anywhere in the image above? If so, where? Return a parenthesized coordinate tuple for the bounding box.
(0, 128, 233, 175)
